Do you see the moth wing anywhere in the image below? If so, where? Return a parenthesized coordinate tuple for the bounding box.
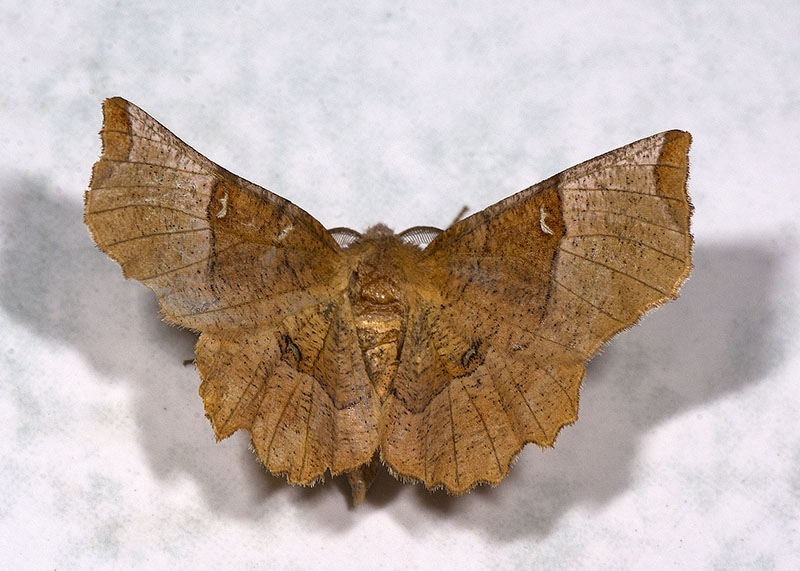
(381, 131, 692, 493)
(85, 98, 380, 484)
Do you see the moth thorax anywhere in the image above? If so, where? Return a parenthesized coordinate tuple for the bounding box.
(351, 277, 407, 403)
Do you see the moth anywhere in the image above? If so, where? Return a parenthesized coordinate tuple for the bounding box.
(85, 98, 692, 505)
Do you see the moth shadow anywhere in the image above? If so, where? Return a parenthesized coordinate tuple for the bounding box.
(0, 177, 355, 521)
(1, 176, 787, 534)
(374, 237, 787, 539)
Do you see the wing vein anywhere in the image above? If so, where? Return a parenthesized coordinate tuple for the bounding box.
(87, 203, 207, 222)
(550, 277, 627, 323)
(217, 352, 272, 435)
(141, 240, 247, 281)
(561, 186, 683, 202)
(175, 289, 337, 320)
(558, 248, 668, 295)
(542, 366, 576, 411)
(306, 303, 339, 382)
(102, 128, 176, 146)
(299, 382, 315, 480)
(423, 386, 432, 483)
(575, 209, 686, 233)
(577, 161, 685, 176)
(567, 234, 686, 262)
(105, 227, 208, 248)
(460, 380, 503, 476)
(265, 371, 304, 465)
(512, 376, 549, 441)
(448, 383, 460, 489)
(457, 296, 588, 360)
(99, 157, 206, 175)
(91, 183, 206, 193)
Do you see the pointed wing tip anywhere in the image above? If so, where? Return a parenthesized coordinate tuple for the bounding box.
(103, 96, 129, 108)
(664, 129, 692, 148)
(88, 99, 135, 190)
(100, 97, 133, 124)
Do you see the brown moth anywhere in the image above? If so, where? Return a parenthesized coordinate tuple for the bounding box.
(85, 98, 692, 505)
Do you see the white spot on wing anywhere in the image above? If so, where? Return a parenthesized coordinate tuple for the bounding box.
(539, 206, 554, 235)
(216, 192, 228, 218)
(278, 224, 293, 241)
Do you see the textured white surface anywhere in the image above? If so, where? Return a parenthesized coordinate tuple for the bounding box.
(2, 2, 799, 569)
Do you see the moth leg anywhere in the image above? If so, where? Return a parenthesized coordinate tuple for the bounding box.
(345, 454, 379, 506)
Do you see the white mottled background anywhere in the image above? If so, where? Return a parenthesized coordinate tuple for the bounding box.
(2, 2, 798, 569)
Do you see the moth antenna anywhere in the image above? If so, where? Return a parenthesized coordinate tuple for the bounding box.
(328, 227, 362, 248)
(398, 226, 443, 247)
(449, 205, 469, 227)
